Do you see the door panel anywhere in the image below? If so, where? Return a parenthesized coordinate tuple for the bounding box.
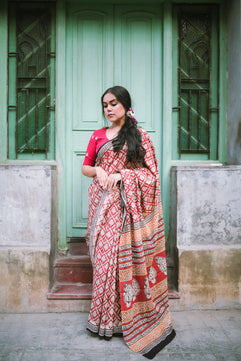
(114, 6, 162, 141)
(66, 5, 113, 237)
(72, 152, 89, 230)
(66, 3, 163, 238)
(72, 8, 113, 130)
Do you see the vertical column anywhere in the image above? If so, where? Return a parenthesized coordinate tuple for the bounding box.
(0, 0, 8, 161)
(47, 4, 56, 160)
(227, 0, 239, 164)
(162, 1, 173, 242)
(56, 0, 67, 249)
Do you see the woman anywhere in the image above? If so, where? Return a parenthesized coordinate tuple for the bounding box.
(82, 86, 175, 359)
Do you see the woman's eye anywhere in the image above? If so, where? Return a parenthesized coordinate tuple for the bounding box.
(103, 102, 117, 108)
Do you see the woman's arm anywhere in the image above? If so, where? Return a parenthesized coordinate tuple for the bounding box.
(82, 165, 121, 190)
(81, 165, 97, 178)
(82, 165, 108, 189)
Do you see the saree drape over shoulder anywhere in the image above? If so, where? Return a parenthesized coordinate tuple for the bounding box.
(86, 128, 175, 359)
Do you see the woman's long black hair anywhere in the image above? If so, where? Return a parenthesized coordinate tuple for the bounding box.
(101, 86, 146, 163)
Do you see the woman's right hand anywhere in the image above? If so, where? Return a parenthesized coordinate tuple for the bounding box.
(95, 166, 108, 189)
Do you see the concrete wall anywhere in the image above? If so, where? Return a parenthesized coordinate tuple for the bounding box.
(0, 165, 92, 313)
(0, 165, 53, 248)
(0, 165, 54, 312)
(176, 166, 241, 247)
(227, 0, 241, 164)
(171, 166, 241, 309)
(0, 166, 71, 312)
(0, 247, 91, 313)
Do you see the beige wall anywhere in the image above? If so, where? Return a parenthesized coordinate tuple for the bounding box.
(0, 248, 91, 313)
(177, 247, 241, 309)
(170, 166, 241, 309)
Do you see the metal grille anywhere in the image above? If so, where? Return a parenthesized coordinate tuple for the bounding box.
(178, 9, 213, 155)
(15, 6, 52, 155)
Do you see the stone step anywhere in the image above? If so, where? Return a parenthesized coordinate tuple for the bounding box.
(47, 282, 180, 300)
(54, 256, 93, 284)
(48, 240, 180, 301)
(67, 238, 88, 256)
(47, 283, 92, 300)
(53, 255, 177, 287)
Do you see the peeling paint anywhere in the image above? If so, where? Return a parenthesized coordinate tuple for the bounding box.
(176, 167, 241, 247)
(0, 165, 55, 247)
(179, 248, 241, 307)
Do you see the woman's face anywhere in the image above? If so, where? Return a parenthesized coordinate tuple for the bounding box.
(102, 92, 126, 126)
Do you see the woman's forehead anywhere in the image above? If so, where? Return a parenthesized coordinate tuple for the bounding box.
(103, 92, 117, 103)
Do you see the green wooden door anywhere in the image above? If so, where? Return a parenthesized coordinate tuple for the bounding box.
(65, 3, 163, 240)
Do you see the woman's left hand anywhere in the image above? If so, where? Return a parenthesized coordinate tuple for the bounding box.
(105, 173, 122, 190)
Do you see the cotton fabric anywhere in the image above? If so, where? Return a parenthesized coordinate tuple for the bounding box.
(85, 128, 175, 358)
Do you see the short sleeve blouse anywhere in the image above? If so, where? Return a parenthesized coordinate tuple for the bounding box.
(83, 128, 109, 166)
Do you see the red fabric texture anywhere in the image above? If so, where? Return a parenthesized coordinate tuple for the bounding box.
(83, 128, 109, 166)
(85, 128, 175, 357)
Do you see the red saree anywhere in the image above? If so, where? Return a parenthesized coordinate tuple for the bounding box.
(86, 128, 175, 359)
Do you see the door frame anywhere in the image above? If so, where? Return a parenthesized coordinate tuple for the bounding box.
(56, 0, 171, 250)
(56, 0, 227, 255)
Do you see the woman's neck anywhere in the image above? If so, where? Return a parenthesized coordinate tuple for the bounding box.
(106, 126, 121, 140)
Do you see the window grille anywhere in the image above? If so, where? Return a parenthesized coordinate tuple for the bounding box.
(177, 6, 219, 158)
(8, 2, 55, 159)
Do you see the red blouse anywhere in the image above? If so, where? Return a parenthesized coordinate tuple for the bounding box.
(83, 128, 110, 166)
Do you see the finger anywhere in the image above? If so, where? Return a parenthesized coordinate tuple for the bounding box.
(109, 180, 115, 189)
(106, 176, 112, 190)
(111, 175, 116, 188)
(102, 176, 108, 189)
(98, 172, 107, 188)
(102, 172, 108, 188)
(108, 176, 116, 189)
(98, 177, 103, 187)
(105, 178, 111, 189)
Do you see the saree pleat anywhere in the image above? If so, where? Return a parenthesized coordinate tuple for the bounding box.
(87, 186, 123, 336)
(86, 128, 175, 357)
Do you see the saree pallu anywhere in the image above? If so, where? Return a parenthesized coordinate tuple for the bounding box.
(86, 128, 175, 359)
